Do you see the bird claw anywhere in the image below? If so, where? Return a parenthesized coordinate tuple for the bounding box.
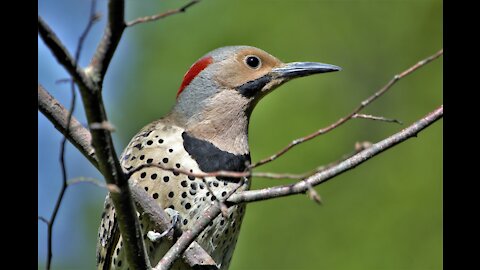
(164, 208, 180, 224)
(147, 208, 181, 242)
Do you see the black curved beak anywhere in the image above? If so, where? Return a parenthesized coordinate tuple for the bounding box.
(271, 62, 342, 79)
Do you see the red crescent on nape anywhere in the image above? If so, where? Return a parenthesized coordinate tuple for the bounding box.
(177, 56, 214, 98)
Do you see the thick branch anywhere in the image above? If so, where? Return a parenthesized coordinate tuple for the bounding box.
(38, 84, 98, 169)
(88, 0, 126, 83)
(154, 202, 222, 270)
(40, 1, 149, 268)
(79, 77, 150, 270)
(38, 17, 94, 92)
(39, 83, 214, 267)
(131, 186, 217, 269)
(230, 105, 443, 204)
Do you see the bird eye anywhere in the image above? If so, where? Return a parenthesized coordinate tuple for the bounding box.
(245, 55, 261, 69)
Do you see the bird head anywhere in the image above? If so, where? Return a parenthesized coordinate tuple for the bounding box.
(170, 45, 341, 154)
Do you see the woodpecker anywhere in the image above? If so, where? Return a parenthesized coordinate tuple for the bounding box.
(96, 45, 341, 270)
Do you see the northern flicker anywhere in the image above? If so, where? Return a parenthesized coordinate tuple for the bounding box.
(96, 45, 340, 270)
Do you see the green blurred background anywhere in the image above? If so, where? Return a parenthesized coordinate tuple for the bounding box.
(38, 0, 442, 269)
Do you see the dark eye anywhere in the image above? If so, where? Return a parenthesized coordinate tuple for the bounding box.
(245, 55, 261, 69)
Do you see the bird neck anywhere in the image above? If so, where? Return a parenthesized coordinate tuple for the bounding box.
(169, 90, 252, 156)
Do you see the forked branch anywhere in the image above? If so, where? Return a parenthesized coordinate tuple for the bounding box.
(251, 49, 443, 168)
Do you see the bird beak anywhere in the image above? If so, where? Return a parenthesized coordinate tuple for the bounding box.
(271, 62, 342, 80)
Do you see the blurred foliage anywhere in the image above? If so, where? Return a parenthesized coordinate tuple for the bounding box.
(40, 0, 442, 269)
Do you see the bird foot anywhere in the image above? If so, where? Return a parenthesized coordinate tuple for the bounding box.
(147, 208, 180, 242)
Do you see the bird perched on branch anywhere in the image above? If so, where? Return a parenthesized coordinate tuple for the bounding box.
(97, 45, 340, 270)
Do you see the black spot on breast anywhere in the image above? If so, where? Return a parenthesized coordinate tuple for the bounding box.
(182, 132, 250, 181)
(133, 143, 143, 150)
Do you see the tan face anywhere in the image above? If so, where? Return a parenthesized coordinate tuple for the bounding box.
(213, 48, 284, 90)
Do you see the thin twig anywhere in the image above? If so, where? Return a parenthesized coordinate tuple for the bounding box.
(44, 2, 99, 269)
(353, 113, 403, 125)
(126, 0, 200, 27)
(306, 184, 322, 205)
(38, 17, 95, 93)
(127, 163, 249, 179)
(230, 105, 443, 204)
(46, 83, 74, 270)
(67, 177, 107, 188)
(252, 171, 307, 180)
(38, 216, 50, 225)
(252, 141, 373, 180)
(251, 49, 443, 168)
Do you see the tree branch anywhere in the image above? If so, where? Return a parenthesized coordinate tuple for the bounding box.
(126, 0, 200, 27)
(154, 202, 223, 270)
(130, 186, 218, 269)
(230, 105, 443, 204)
(40, 2, 100, 268)
(38, 84, 98, 169)
(39, 83, 216, 268)
(38, 17, 95, 92)
(251, 49, 443, 168)
(88, 0, 126, 83)
(39, 0, 151, 268)
(352, 113, 403, 125)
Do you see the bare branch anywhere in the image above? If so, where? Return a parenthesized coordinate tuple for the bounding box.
(252, 171, 306, 180)
(251, 49, 443, 168)
(46, 86, 74, 270)
(88, 0, 126, 83)
(67, 177, 106, 188)
(130, 185, 217, 268)
(40, 0, 206, 268)
(252, 141, 374, 181)
(306, 184, 322, 205)
(229, 105, 443, 204)
(353, 113, 403, 125)
(126, 163, 249, 180)
(38, 84, 98, 169)
(38, 17, 95, 92)
(154, 178, 246, 270)
(42, 2, 100, 268)
(155, 202, 222, 270)
(38, 216, 50, 225)
(73, 1, 150, 267)
(126, 0, 200, 27)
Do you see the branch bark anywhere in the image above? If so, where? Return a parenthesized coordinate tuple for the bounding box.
(38, 17, 94, 92)
(38, 84, 98, 169)
(88, 0, 126, 84)
(230, 105, 443, 204)
(131, 186, 218, 269)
